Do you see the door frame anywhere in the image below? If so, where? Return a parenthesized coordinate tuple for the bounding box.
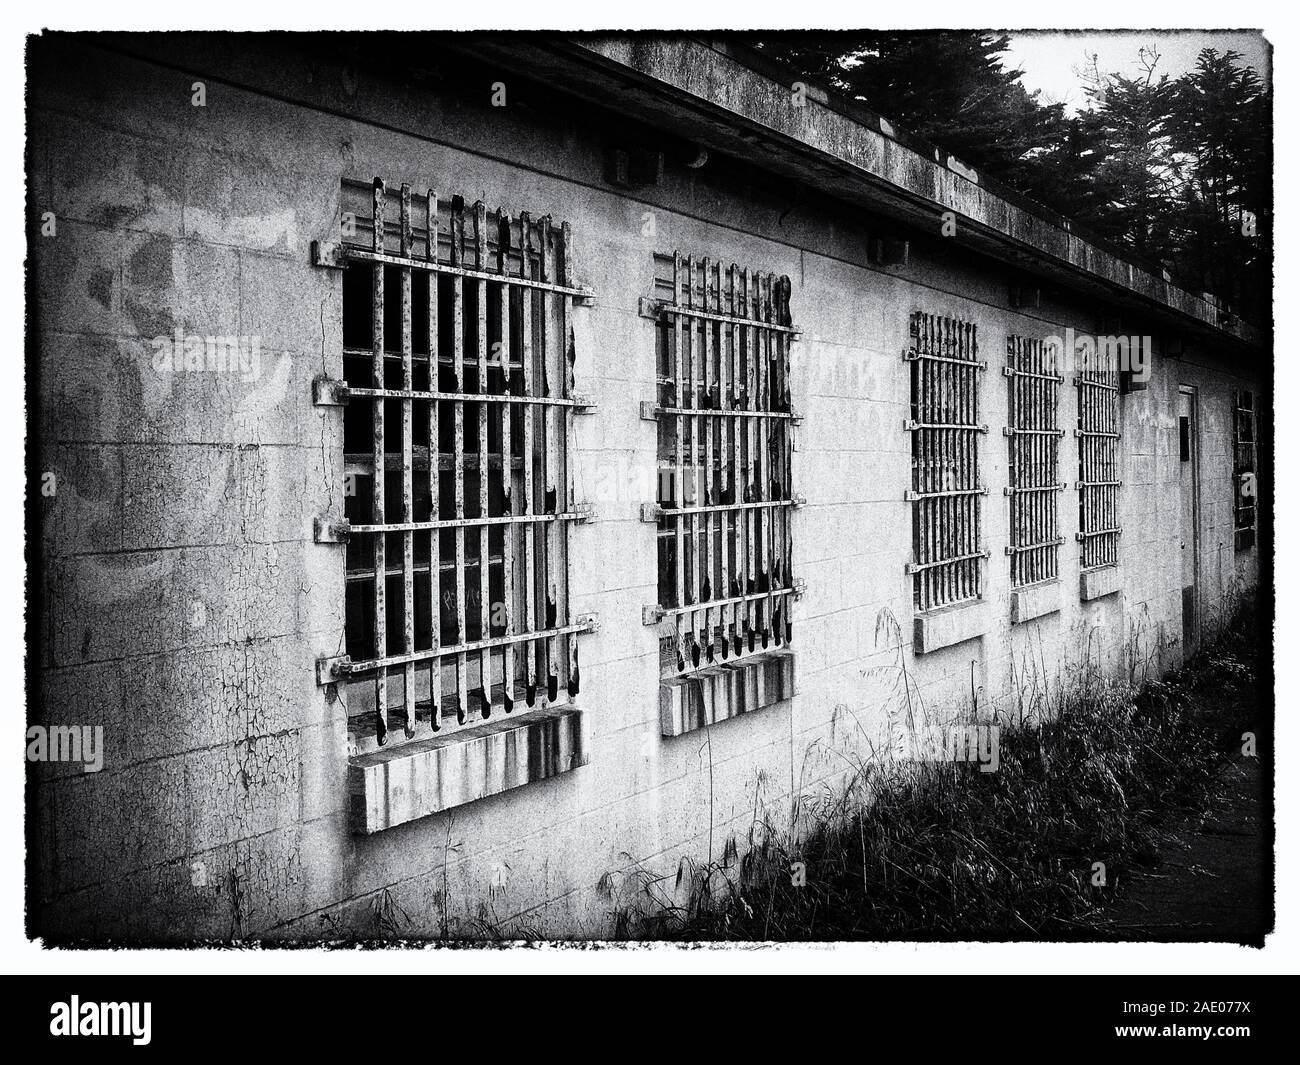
(1178, 384, 1201, 649)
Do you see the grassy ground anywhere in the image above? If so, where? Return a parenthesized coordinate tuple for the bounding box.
(617, 603, 1265, 941)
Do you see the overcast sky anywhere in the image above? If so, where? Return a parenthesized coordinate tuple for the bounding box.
(1002, 31, 1271, 113)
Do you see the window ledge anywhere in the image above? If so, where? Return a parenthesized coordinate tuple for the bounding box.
(660, 648, 795, 737)
(1010, 580, 1061, 625)
(1079, 565, 1122, 602)
(348, 705, 586, 834)
(914, 600, 988, 654)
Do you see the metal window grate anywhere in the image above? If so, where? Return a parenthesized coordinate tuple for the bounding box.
(1075, 346, 1121, 570)
(1234, 389, 1257, 551)
(317, 178, 596, 748)
(641, 253, 799, 673)
(1004, 335, 1064, 586)
(905, 312, 987, 611)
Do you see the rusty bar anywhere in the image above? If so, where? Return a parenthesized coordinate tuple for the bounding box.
(774, 274, 785, 642)
(426, 188, 442, 729)
(541, 215, 561, 703)
(370, 178, 388, 744)
(1007, 336, 1017, 585)
(947, 320, 957, 603)
(399, 184, 416, 737)
(915, 313, 927, 609)
(682, 255, 698, 671)
(741, 268, 756, 645)
(973, 320, 982, 597)
(450, 199, 470, 724)
(770, 274, 785, 642)
(560, 220, 578, 697)
(342, 383, 589, 408)
(334, 244, 591, 299)
(345, 618, 596, 674)
(520, 212, 539, 703)
(700, 256, 715, 660)
(945, 319, 955, 604)
(779, 276, 793, 642)
(728, 263, 745, 650)
(718, 262, 734, 656)
(760, 272, 774, 644)
(1031, 335, 1038, 583)
(645, 299, 802, 336)
(925, 312, 935, 608)
(671, 253, 686, 618)
(473, 201, 494, 724)
(498, 211, 516, 713)
(685, 253, 699, 640)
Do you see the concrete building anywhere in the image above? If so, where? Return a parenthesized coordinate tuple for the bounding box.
(28, 32, 1269, 940)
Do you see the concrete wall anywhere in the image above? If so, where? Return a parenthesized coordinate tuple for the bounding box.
(28, 34, 1267, 941)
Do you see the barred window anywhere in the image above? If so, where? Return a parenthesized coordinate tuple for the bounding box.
(1005, 336, 1064, 586)
(1075, 346, 1120, 570)
(1234, 390, 1257, 551)
(642, 253, 798, 678)
(906, 312, 987, 611)
(317, 178, 594, 751)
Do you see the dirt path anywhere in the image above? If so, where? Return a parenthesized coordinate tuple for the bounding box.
(1089, 752, 1270, 944)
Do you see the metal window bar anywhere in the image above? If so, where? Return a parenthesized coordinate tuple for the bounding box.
(906, 312, 987, 611)
(645, 253, 798, 675)
(1234, 389, 1257, 550)
(1005, 335, 1063, 587)
(1075, 343, 1121, 570)
(329, 179, 595, 748)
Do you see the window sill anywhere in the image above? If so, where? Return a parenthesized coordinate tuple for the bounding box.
(1010, 580, 1061, 625)
(914, 600, 988, 654)
(348, 705, 586, 834)
(1079, 565, 1122, 602)
(660, 648, 795, 737)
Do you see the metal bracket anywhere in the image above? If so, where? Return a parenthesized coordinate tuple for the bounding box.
(905, 420, 989, 433)
(640, 502, 663, 523)
(792, 494, 807, 508)
(904, 486, 989, 502)
(1004, 426, 1065, 438)
(638, 296, 665, 321)
(576, 612, 600, 633)
(313, 376, 350, 406)
(642, 604, 666, 626)
(312, 240, 346, 270)
(313, 516, 351, 543)
(316, 655, 351, 685)
(575, 502, 597, 523)
(640, 400, 659, 422)
(793, 578, 808, 601)
(570, 394, 596, 412)
(1075, 528, 1124, 542)
(572, 288, 596, 308)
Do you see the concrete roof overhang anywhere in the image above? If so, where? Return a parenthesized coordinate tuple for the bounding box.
(451, 33, 1264, 353)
